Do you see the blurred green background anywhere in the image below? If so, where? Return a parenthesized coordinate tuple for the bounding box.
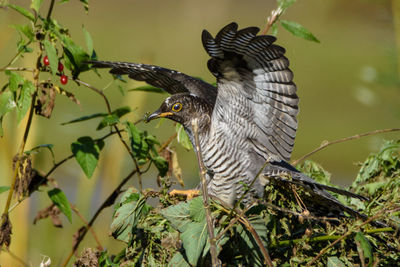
(0, 0, 399, 265)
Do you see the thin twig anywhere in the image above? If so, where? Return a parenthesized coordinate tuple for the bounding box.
(261, 7, 283, 35)
(270, 227, 394, 248)
(0, 43, 33, 71)
(0, 54, 39, 247)
(1, 248, 29, 267)
(239, 216, 273, 267)
(191, 119, 219, 267)
(74, 78, 144, 192)
(292, 128, 400, 166)
(71, 205, 103, 251)
(158, 132, 177, 152)
(306, 206, 398, 266)
(215, 203, 273, 267)
(46, 0, 55, 20)
(61, 168, 138, 267)
(61, 131, 177, 266)
(8, 131, 119, 213)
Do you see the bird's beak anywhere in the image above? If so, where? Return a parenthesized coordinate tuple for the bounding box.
(146, 110, 173, 122)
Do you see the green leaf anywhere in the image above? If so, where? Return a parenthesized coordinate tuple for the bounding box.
(71, 136, 103, 178)
(24, 144, 55, 164)
(48, 188, 72, 222)
(97, 114, 119, 130)
(112, 106, 131, 118)
(17, 80, 35, 124)
(8, 4, 35, 21)
(277, 0, 297, 11)
(176, 124, 192, 150)
(0, 186, 10, 194)
(43, 39, 58, 75)
(125, 122, 149, 161)
(61, 112, 107, 125)
(161, 200, 192, 232)
(110, 188, 151, 243)
(53, 30, 90, 77)
(355, 232, 373, 266)
(168, 252, 191, 267)
(180, 221, 208, 266)
(327, 256, 346, 267)
(30, 0, 44, 13)
(0, 91, 16, 116)
(152, 156, 168, 176)
(128, 85, 166, 94)
(280, 20, 320, 43)
(82, 26, 93, 56)
(189, 197, 205, 222)
(0, 94, 11, 136)
(235, 216, 269, 266)
(11, 24, 34, 41)
(6, 70, 25, 92)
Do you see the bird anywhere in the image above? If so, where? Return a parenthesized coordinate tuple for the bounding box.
(87, 22, 371, 221)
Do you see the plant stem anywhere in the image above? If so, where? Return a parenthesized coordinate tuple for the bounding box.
(191, 119, 219, 267)
(71, 205, 103, 250)
(292, 128, 400, 165)
(46, 0, 55, 20)
(61, 168, 137, 267)
(74, 78, 144, 191)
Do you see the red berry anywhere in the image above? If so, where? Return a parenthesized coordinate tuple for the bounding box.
(58, 62, 64, 72)
(60, 75, 68, 85)
(43, 56, 49, 66)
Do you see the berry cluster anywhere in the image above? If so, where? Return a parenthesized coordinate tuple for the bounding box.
(43, 56, 68, 85)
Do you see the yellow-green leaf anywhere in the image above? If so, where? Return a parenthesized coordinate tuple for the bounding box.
(48, 188, 72, 222)
(280, 20, 320, 43)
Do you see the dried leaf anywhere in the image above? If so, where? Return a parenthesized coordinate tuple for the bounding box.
(0, 214, 12, 247)
(35, 82, 57, 118)
(54, 85, 80, 105)
(13, 154, 34, 199)
(73, 248, 100, 267)
(33, 203, 63, 228)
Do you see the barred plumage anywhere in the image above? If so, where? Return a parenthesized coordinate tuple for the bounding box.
(88, 22, 372, 221)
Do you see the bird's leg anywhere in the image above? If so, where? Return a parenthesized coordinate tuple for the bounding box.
(169, 189, 200, 200)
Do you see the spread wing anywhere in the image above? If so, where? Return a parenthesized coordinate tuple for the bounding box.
(87, 60, 217, 105)
(202, 22, 299, 161)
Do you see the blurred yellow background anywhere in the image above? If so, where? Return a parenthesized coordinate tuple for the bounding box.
(0, 0, 399, 265)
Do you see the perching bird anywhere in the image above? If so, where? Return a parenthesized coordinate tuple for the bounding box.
(88, 22, 370, 220)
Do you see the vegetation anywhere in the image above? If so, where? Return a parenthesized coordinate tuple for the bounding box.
(0, 0, 399, 266)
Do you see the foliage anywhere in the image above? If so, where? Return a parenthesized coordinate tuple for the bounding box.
(95, 141, 399, 266)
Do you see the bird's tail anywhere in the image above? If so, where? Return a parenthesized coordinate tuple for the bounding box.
(261, 161, 387, 228)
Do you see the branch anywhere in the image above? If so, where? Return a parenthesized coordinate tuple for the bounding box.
(71, 205, 103, 251)
(261, 7, 283, 35)
(0, 45, 41, 248)
(61, 168, 138, 267)
(8, 131, 119, 213)
(306, 206, 399, 266)
(73, 78, 144, 191)
(215, 203, 273, 267)
(292, 128, 400, 165)
(191, 119, 219, 267)
(46, 0, 55, 20)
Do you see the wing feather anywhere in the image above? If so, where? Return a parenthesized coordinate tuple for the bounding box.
(87, 60, 217, 104)
(204, 22, 298, 161)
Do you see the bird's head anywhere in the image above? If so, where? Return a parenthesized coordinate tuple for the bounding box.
(146, 93, 212, 129)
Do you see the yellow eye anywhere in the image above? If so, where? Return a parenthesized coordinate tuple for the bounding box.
(172, 102, 182, 112)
